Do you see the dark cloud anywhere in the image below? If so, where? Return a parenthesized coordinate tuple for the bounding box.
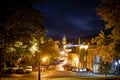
(34, 0, 104, 40)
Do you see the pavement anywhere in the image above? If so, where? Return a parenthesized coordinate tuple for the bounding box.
(77, 72, 120, 77)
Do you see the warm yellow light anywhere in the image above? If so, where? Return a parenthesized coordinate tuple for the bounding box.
(63, 45, 67, 49)
(80, 45, 88, 50)
(65, 54, 68, 56)
(66, 49, 72, 52)
(60, 51, 65, 55)
(74, 57, 79, 64)
(84, 45, 88, 49)
(42, 57, 47, 62)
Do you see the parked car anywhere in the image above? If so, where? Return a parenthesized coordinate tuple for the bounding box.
(6, 68, 15, 73)
(6, 66, 33, 74)
(78, 68, 89, 73)
(6, 67, 23, 74)
(114, 72, 120, 75)
(72, 67, 79, 72)
(24, 66, 33, 73)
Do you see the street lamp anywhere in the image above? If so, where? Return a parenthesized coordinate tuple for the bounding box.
(42, 57, 48, 65)
(60, 51, 65, 55)
(42, 57, 47, 62)
(115, 61, 118, 73)
(115, 62, 118, 66)
(38, 37, 44, 80)
(38, 51, 41, 80)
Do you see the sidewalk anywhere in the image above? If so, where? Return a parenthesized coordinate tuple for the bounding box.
(77, 72, 119, 77)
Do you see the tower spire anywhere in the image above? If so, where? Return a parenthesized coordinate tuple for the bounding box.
(62, 34, 66, 45)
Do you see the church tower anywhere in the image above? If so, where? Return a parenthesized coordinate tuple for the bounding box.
(62, 35, 66, 45)
(78, 38, 81, 44)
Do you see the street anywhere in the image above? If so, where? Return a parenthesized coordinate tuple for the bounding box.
(1, 63, 120, 80)
(1, 71, 120, 80)
(1, 63, 80, 80)
(1, 0, 120, 80)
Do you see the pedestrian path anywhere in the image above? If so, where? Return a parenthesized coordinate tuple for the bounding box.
(77, 72, 117, 77)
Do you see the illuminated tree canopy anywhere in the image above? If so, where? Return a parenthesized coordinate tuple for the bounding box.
(92, 0, 120, 63)
(0, 0, 45, 72)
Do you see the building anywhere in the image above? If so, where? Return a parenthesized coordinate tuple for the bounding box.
(61, 35, 120, 73)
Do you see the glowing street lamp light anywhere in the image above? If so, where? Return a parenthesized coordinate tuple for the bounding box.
(60, 51, 65, 55)
(114, 61, 118, 72)
(115, 62, 118, 66)
(42, 57, 47, 62)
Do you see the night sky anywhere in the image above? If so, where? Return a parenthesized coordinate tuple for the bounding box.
(33, 0, 105, 40)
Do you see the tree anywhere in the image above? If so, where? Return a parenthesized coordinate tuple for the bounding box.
(29, 38, 60, 67)
(96, 0, 120, 58)
(0, 0, 45, 73)
(98, 61, 111, 75)
(92, 0, 120, 63)
(91, 31, 112, 63)
(97, 0, 120, 28)
(91, 31, 113, 74)
(42, 38, 60, 61)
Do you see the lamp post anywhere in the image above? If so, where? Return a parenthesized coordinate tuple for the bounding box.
(30, 43, 40, 79)
(38, 37, 44, 80)
(38, 51, 41, 80)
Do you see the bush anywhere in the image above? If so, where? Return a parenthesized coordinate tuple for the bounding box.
(98, 61, 111, 74)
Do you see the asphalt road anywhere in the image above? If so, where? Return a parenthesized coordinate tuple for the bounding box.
(1, 63, 120, 80)
(1, 71, 120, 80)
